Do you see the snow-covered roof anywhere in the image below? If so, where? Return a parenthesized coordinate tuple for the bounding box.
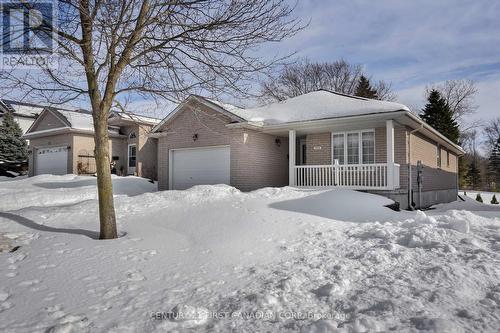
(53, 109, 95, 131)
(0, 100, 45, 118)
(110, 112, 161, 125)
(224, 90, 409, 125)
(205, 98, 246, 118)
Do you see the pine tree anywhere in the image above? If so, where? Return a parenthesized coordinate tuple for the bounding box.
(466, 161, 481, 190)
(0, 111, 27, 163)
(355, 75, 378, 99)
(475, 193, 483, 203)
(420, 90, 460, 144)
(488, 138, 500, 190)
(491, 194, 499, 204)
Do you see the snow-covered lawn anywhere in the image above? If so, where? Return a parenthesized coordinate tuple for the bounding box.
(1, 176, 500, 332)
(461, 190, 499, 205)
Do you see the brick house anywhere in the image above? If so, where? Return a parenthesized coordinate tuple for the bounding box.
(151, 90, 464, 208)
(23, 108, 159, 180)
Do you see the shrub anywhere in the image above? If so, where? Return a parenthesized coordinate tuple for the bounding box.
(491, 194, 499, 205)
(475, 193, 483, 203)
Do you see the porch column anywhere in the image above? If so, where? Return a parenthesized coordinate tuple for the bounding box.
(289, 129, 296, 186)
(386, 119, 395, 189)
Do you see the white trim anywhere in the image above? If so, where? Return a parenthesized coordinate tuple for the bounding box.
(127, 143, 137, 175)
(289, 129, 296, 186)
(168, 145, 231, 190)
(331, 129, 375, 165)
(23, 127, 126, 139)
(386, 119, 395, 189)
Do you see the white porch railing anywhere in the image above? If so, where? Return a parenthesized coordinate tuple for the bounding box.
(292, 163, 400, 190)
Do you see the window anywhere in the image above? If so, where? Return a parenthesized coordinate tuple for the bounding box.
(446, 150, 450, 167)
(332, 134, 345, 164)
(436, 145, 441, 168)
(128, 144, 137, 167)
(129, 131, 137, 139)
(347, 133, 360, 164)
(332, 130, 375, 165)
(362, 132, 375, 164)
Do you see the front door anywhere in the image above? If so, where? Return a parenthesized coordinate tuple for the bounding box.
(128, 144, 137, 175)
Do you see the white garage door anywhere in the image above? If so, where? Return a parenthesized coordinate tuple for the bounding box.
(35, 146, 69, 175)
(171, 146, 230, 190)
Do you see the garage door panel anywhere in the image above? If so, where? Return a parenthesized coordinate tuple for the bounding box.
(35, 146, 69, 175)
(171, 146, 230, 190)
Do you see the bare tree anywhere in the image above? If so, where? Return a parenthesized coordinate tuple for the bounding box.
(484, 117, 500, 152)
(261, 58, 396, 102)
(426, 79, 478, 124)
(1, 0, 302, 239)
(373, 79, 397, 102)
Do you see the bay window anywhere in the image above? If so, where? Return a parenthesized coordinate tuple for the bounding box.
(331, 130, 375, 164)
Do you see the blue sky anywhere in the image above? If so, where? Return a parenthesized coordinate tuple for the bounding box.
(273, 0, 500, 122)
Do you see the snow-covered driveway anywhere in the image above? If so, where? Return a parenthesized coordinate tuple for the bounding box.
(0, 175, 499, 332)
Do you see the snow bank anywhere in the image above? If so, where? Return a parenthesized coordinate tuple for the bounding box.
(0, 178, 499, 332)
(0, 175, 156, 211)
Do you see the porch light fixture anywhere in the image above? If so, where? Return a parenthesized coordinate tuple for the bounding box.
(192, 133, 198, 141)
(275, 138, 281, 147)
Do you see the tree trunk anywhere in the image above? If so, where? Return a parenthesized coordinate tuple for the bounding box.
(93, 115, 117, 239)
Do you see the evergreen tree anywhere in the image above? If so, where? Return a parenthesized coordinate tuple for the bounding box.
(491, 194, 499, 204)
(355, 75, 378, 99)
(420, 90, 460, 144)
(466, 161, 481, 190)
(0, 111, 27, 163)
(475, 193, 483, 203)
(488, 138, 500, 190)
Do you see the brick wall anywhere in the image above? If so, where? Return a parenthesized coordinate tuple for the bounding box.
(305, 133, 331, 165)
(156, 99, 288, 191)
(230, 129, 289, 191)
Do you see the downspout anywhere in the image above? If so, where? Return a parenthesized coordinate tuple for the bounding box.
(407, 124, 424, 210)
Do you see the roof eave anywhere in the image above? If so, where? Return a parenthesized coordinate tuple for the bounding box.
(151, 95, 247, 133)
(258, 109, 409, 131)
(22, 127, 125, 139)
(403, 111, 465, 155)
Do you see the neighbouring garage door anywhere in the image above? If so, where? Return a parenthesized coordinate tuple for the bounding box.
(171, 146, 230, 190)
(35, 146, 69, 175)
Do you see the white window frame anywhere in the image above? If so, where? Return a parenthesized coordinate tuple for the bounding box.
(127, 143, 137, 174)
(331, 129, 375, 165)
(436, 144, 441, 169)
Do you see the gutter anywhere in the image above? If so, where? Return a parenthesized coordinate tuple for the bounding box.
(407, 124, 424, 210)
(257, 110, 409, 131)
(405, 111, 465, 155)
(22, 127, 125, 139)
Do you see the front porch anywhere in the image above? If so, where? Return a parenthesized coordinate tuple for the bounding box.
(287, 119, 401, 191)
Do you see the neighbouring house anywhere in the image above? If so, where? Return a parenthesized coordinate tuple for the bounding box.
(0, 99, 46, 134)
(151, 90, 464, 208)
(23, 108, 160, 179)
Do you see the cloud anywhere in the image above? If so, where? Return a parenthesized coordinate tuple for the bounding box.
(273, 0, 500, 123)
(285, 0, 500, 83)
